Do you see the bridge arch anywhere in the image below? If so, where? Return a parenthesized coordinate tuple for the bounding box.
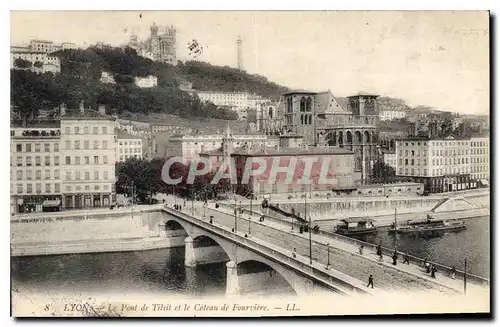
(236, 260, 297, 296)
(191, 234, 232, 265)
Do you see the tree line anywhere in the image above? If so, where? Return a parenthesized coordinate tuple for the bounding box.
(116, 157, 232, 204)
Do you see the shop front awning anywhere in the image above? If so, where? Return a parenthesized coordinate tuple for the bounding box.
(480, 179, 489, 186)
(43, 200, 61, 207)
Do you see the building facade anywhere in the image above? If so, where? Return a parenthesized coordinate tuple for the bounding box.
(382, 150, 397, 170)
(10, 51, 61, 74)
(165, 132, 278, 162)
(10, 124, 62, 214)
(116, 131, 143, 162)
(395, 136, 479, 193)
(470, 136, 490, 184)
(379, 109, 407, 121)
(256, 101, 284, 135)
(59, 105, 117, 209)
(281, 90, 380, 183)
(231, 147, 356, 196)
(134, 75, 158, 88)
(196, 91, 267, 120)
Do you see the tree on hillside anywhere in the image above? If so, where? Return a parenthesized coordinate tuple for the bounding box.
(11, 46, 285, 121)
(33, 61, 44, 68)
(370, 160, 396, 184)
(10, 70, 59, 124)
(14, 58, 32, 69)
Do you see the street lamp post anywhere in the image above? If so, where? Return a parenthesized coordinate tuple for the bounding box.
(191, 190, 194, 214)
(306, 194, 312, 265)
(326, 242, 330, 269)
(234, 197, 238, 232)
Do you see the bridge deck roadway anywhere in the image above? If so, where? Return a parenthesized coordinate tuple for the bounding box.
(184, 202, 488, 296)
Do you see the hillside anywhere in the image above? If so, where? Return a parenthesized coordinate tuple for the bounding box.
(10, 46, 290, 124)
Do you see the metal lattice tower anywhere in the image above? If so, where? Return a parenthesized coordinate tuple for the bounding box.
(237, 36, 243, 70)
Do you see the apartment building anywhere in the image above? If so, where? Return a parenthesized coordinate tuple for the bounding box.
(59, 105, 116, 209)
(470, 136, 490, 186)
(116, 130, 143, 162)
(395, 135, 486, 193)
(10, 123, 62, 214)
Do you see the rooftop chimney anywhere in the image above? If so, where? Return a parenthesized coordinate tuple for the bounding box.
(98, 104, 106, 115)
(79, 100, 85, 114)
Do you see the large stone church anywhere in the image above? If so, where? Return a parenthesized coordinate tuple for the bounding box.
(128, 22, 177, 65)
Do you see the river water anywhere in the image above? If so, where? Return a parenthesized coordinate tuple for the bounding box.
(11, 216, 490, 296)
(353, 216, 490, 279)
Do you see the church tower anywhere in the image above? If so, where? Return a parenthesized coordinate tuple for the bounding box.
(222, 124, 235, 165)
(150, 22, 160, 60)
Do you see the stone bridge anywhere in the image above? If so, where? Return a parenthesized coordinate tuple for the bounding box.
(159, 207, 371, 297)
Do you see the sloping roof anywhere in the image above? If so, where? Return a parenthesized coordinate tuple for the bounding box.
(282, 89, 317, 95)
(199, 148, 224, 156)
(347, 92, 380, 98)
(117, 130, 142, 139)
(314, 90, 350, 114)
(61, 109, 114, 121)
(232, 146, 354, 157)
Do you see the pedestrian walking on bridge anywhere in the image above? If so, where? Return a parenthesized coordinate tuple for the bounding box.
(431, 265, 437, 278)
(450, 266, 457, 279)
(403, 253, 410, 265)
(359, 245, 364, 255)
(367, 274, 374, 289)
(392, 251, 398, 265)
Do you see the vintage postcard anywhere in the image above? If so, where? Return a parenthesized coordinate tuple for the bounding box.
(9, 10, 490, 317)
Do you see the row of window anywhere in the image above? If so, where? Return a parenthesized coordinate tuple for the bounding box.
(471, 157, 488, 164)
(400, 150, 428, 157)
(64, 170, 110, 181)
(300, 114, 313, 125)
(15, 183, 60, 194)
(401, 141, 482, 148)
(471, 141, 488, 147)
(15, 156, 59, 166)
(118, 141, 142, 146)
(65, 140, 109, 150)
(431, 158, 468, 166)
(471, 148, 488, 155)
(472, 165, 489, 173)
(401, 158, 428, 166)
(433, 167, 470, 175)
(119, 148, 142, 154)
(65, 155, 109, 165)
(64, 126, 109, 135)
(15, 143, 59, 153)
(15, 169, 60, 180)
(471, 173, 489, 179)
(119, 154, 141, 161)
(433, 149, 470, 156)
(65, 184, 110, 192)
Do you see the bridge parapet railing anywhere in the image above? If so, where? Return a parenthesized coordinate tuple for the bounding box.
(163, 206, 368, 295)
(216, 202, 490, 287)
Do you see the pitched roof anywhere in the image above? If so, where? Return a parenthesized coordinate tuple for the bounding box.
(232, 146, 354, 157)
(61, 109, 115, 121)
(347, 92, 380, 98)
(314, 90, 350, 114)
(282, 89, 317, 95)
(117, 130, 142, 139)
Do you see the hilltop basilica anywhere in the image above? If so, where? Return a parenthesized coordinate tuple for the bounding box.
(128, 22, 177, 65)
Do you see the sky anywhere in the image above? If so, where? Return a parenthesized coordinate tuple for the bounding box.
(10, 11, 490, 115)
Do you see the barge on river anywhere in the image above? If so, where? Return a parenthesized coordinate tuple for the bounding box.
(389, 215, 466, 234)
(335, 218, 378, 236)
